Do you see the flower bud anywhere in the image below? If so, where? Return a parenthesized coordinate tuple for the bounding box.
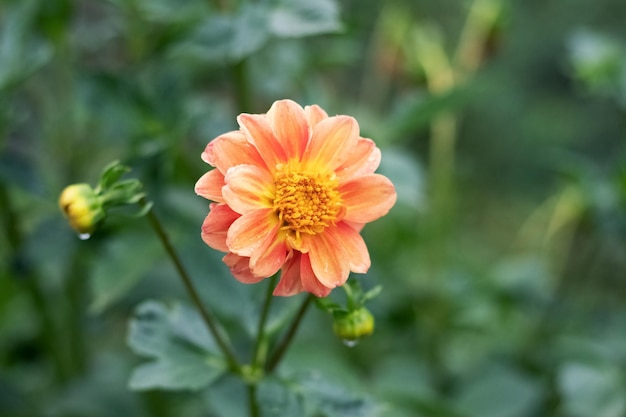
(59, 183, 105, 235)
(332, 307, 375, 343)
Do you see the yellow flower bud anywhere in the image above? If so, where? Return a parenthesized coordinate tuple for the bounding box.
(332, 307, 375, 344)
(59, 184, 105, 235)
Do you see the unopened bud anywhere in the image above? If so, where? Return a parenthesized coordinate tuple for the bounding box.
(59, 184, 105, 234)
(332, 307, 374, 343)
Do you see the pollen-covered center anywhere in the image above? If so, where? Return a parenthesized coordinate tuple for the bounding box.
(273, 165, 341, 238)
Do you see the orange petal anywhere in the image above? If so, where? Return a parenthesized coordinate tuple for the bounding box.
(334, 222, 371, 273)
(195, 169, 225, 202)
(204, 130, 265, 174)
(223, 253, 265, 284)
(302, 229, 350, 289)
(201, 203, 240, 252)
(273, 253, 305, 296)
(237, 113, 287, 172)
(335, 138, 381, 183)
(249, 227, 288, 278)
(340, 174, 397, 223)
(267, 100, 309, 160)
(222, 164, 274, 214)
(226, 208, 278, 257)
(304, 105, 329, 128)
(300, 253, 333, 297)
(303, 116, 359, 172)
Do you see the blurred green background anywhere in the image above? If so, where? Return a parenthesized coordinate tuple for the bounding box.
(2, 0, 626, 416)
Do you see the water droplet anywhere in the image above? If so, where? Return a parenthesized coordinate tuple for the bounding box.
(342, 339, 359, 347)
(78, 233, 91, 240)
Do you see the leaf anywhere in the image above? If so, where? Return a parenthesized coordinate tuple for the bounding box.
(169, 4, 270, 65)
(295, 372, 380, 417)
(127, 300, 227, 391)
(258, 377, 305, 417)
(269, 0, 343, 38)
(558, 362, 626, 417)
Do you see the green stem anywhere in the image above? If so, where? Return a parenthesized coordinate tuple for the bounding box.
(266, 294, 314, 373)
(251, 274, 278, 370)
(142, 199, 241, 371)
(247, 384, 260, 417)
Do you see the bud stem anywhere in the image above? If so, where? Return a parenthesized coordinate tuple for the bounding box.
(141, 198, 241, 372)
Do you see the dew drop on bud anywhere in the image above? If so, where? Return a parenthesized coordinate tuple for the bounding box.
(78, 233, 91, 240)
(342, 339, 359, 348)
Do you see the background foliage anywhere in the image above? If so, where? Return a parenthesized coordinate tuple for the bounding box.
(1, 0, 626, 416)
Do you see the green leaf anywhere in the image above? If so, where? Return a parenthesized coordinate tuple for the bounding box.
(295, 372, 380, 417)
(269, 0, 343, 38)
(558, 362, 626, 417)
(169, 5, 270, 65)
(127, 300, 226, 391)
(258, 377, 305, 417)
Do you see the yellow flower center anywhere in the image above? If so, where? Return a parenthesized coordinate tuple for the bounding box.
(273, 164, 342, 241)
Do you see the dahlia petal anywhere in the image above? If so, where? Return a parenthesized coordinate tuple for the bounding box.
(300, 253, 333, 297)
(237, 113, 287, 172)
(267, 100, 309, 160)
(335, 138, 382, 182)
(205, 130, 265, 174)
(195, 169, 225, 202)
(201, 203, 240, 252)
(249, 227, 288, 278)
(227, 208, 278, 257)
(222, 165, 274, 214)
(303, 116, 359, 172)
(340, 174, 397, 223)
(302, 230, 350, 289)
(304, 105, 329, 128)
(334, 222, 371, 273)
(223, 253, 265, 284)
(274, 253, 305, 296)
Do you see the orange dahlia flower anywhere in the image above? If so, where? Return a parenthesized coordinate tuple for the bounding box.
(195, 99, 396, 297)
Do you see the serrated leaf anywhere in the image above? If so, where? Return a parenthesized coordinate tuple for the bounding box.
(269, 0, 343, 38)
(127, 300, 226, 391)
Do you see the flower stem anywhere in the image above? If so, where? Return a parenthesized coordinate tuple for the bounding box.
(247, 384, 260, 417)
(251, 274, 278, 370)
(266, 294, 314, 373)
(141, 199, 241, 371)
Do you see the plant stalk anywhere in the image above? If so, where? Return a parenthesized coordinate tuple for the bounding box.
(266, 294, 314, 373)
(251, 274, 278, 370)
(141, 199, 241, 371)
